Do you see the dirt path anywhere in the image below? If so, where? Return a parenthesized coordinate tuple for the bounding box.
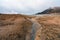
(27, 18, 41, 40)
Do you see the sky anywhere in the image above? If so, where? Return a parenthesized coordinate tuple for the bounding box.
(0, 0, 60, 15)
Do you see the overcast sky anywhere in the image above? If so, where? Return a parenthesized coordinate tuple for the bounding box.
(0, 0, 60, 15)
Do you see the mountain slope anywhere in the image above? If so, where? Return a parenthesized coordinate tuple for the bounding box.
(36, 7, 60, 15)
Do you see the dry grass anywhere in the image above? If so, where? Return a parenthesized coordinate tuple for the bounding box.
(0, 14, 33, 40)
(0, 14, 60, 40)
(35, 15, 60, 40)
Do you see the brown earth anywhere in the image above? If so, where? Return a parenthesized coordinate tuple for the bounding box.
(0, 14, 60, 40)
(34, 15, 60, 40)
(0, 14, 33, 40)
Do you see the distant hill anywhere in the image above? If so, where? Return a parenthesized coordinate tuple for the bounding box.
(36, 7, 60, 15)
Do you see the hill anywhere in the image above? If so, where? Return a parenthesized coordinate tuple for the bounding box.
(36, 7, 60, 15)
(0, 14, 60, 40)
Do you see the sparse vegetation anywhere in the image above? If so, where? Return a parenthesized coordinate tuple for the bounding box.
(0, 14, 60, 40)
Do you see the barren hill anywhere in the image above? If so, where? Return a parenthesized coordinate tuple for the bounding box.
(36, 7, 60, 15)
(0, 14, 60, 40)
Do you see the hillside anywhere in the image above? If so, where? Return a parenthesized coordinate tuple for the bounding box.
(34, 15, 60, 40)
(0, 14, 60, 40)
(0, 14, 33, 40)
(36, 7, 60, 15)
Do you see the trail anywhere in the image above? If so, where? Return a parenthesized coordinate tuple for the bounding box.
(27, 18, 41, 40)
